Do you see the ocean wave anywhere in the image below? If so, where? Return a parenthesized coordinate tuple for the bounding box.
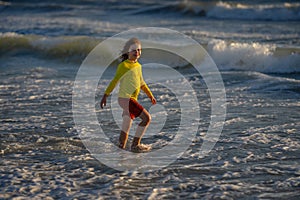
(0, 32, 99, 62)
(0, 1, 77, 12)
(207, 39, 300, 73)
(205, 1, 300, 21)
(131, 1, 300, 21)
(1, 33, 299, 73)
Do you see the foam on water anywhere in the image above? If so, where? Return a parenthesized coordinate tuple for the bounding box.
(1, 33, 299, 74)
(207, 39, 300, 73)
(124, 0, 300, 21)
(206, 1, 300, 21)
(1, 0, 299, 198)
(1, 61, 299, 198)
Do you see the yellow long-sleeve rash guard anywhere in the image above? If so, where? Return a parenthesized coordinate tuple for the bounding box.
(104, 60, 153, 101)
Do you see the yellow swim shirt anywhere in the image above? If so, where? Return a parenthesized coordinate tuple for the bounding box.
(104, 60, 153, 101)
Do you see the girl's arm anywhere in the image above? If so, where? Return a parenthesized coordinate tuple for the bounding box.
(141, 84, 156, 105)
(140, 68, 156, 105)
(101, 64, 124, 109)
(101, 78, 118, 109)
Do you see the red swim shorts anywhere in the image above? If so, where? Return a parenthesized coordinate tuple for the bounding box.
(118, 98, 144, 119)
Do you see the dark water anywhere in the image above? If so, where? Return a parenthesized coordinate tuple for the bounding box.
(1, 0, 300, 199)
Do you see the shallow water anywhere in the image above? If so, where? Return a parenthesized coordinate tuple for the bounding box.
(1, 64, 299, 199)
(1, 0, 300, 199)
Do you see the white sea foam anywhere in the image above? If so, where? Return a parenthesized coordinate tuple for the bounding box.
(1, 32, 299, 73)
(0, 1, 299, 199)
(206, 1, 300, 21)
(207, 39, 300, 73)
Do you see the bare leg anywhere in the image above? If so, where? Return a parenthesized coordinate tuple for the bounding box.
(132, 109, 151, 147)
(119, 115, 132, 149)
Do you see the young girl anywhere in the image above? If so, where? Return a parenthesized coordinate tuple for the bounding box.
(100, 38, 156, 153)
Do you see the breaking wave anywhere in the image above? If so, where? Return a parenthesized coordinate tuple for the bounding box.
(130, 1, 300, 21)
(1, 32, 299, 73)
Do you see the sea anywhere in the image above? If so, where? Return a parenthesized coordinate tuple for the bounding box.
(1, 0, 300, 199)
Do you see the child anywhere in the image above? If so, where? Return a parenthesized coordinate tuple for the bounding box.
(100, 38, 156, 153)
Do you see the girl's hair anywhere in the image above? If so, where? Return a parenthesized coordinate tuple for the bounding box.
(120, 37, 141, 62)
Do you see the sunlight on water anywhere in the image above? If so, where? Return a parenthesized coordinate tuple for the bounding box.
(0, 0, 299, 199)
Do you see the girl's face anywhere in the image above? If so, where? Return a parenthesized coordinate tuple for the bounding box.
(128, 43, 142, 62)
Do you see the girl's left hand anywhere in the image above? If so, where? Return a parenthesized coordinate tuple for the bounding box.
(150, 97, 157, 105)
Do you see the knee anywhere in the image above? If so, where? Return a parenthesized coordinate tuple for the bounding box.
(140, 113, 151, 126)
(147, 114, 152, 124)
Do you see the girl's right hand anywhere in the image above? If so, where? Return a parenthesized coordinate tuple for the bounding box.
(100, 94, 107, 109)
